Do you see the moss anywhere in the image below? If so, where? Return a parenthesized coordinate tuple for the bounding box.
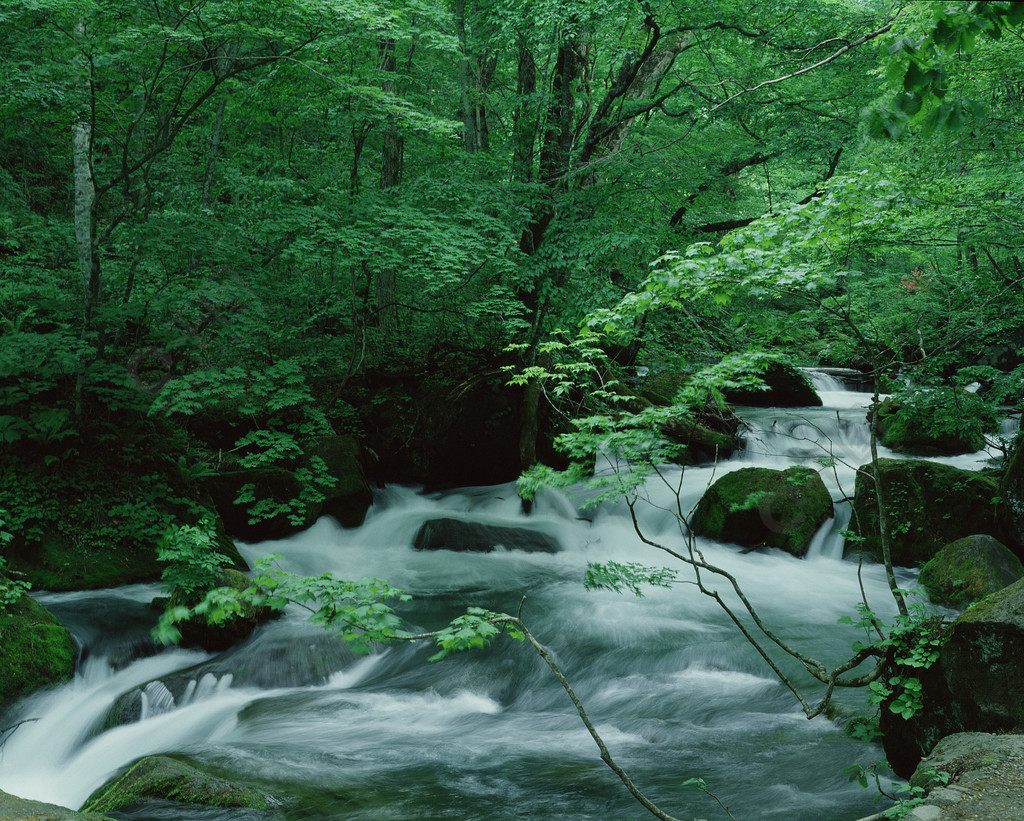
(637, 372, 689, 405)
(0, 788, 116, 820)
(693, 466, 833, 556)
(845, 459, 1004, 567)
(954, 577, 1024, 626)
(919, 536, 1024, 607)
(876, 392, 996, 457)
(0, 592, 75, 703)
(82, 755, 277, 815)
(308, 434, 373, 527)
(721, 361, 822, 408)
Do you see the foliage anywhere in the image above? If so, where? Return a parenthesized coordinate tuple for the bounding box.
(845, 759, 951, 820)
(0, 556, 31, 611)
(840, 598, 944, 720)
(157, 519, 232, 601)
(584, 561, 678, 598)
(879, 385, 997, 455)
(155, 555, 412, 652)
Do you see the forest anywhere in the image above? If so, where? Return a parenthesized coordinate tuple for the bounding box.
(1, 0, 1024, 819)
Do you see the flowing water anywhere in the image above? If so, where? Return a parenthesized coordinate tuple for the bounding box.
(0, 377, 1001, 820)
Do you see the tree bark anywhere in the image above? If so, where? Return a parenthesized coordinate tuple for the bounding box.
(378, 37, 403, 338)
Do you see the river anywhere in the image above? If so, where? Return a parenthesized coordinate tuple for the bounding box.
(0, 375, 1000, 820)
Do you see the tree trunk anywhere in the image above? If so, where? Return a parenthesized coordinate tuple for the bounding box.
(455, 0, 479, 154)
(378, 37, 403, 339)
(72, 119, 98, 324)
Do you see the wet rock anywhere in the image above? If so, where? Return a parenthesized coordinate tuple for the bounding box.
(0, 591, 75, 703)
(308, 434, 373, 527)
(692, 466, 833, 556)
(167, 568, 280, 652)
(0, 788, 115, 821)
(413, 518, 559, 553)
(881, 577, 1024, 777)
(844, 459, 1007, 567)
(81, 755, 277, 815)
(721, 361, 822, 407)
(919, 535, 1024, 607)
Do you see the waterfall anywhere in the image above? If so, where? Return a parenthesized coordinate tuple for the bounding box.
(1, 380, 948, 821)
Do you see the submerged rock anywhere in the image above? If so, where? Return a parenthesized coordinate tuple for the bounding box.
(0, 591, 75, 703)
(81, 755, 278, 815)
(103, 631, 363, 731)
(413, 518, 560, 553)
(918, 535, 1024, 607)
(844, 459, 1006, 567)
(692, 466, 833, 556)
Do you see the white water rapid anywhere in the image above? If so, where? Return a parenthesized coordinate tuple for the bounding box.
(0, 377, 1002, 820)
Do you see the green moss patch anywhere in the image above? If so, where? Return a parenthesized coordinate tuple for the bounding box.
(0, 593, 75, 703)
(919, 535, 1024, 607)
(82, 755, 278, 815)
(0, 788, 115, 821)
(845, 459, 1004, 567)
(693, 466, 833, 556)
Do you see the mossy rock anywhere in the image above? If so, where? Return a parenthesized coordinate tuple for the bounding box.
(204, 467, 319, 542)
(1, 446, 213, 591)
(355, 368, 523, 487)
(881, 577, 1024, 777)
(636, 371, 690, 405)
(844, 459, 1006, 567)
(165, 568, 279, 652)
(693, 466, 833, 556)
(919, 535, 1024, 607)
(876, 394, 993, 456)
(8, 525, 166, 591)
(81, 755, 278, 815)
(632, 372, 741, 464)
(999, 437, 1024, 549)
(307, 434, 373, 527)
(0, 591, 76, 704)
(721, 361, 822, 408)
(0, 788, 115, 821)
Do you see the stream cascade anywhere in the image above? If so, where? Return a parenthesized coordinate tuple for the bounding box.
(0, 374, 1002, 820)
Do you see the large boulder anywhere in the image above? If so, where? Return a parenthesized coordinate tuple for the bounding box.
(0, 591, 75, 704)
(1000, 436, 1024, 549)
(880, 577, 1024, 777)
(355, 368, 525, 488)
(875, 392, 996, 456)
(721, 361, 822, 407)
(634, 373, 742, 464)
(904, 733, 1024, 819)
(692, 466, 833, 556)
(81, 755, 277, 815)
(204, 466, 318, 542)
(163, 568, 279, 652)
(918, 535, 1024, 607)
(307, 434, 373, 527)
(413, 518, 560, 554)
(844, 459, 1007, 567)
